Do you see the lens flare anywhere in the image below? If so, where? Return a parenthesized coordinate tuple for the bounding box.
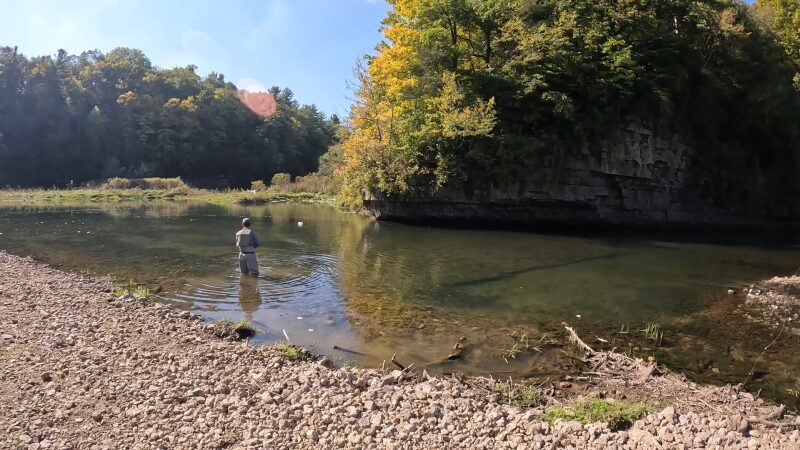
(237, 90, 277, 118)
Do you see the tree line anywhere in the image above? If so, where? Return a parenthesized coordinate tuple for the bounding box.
(338, 0, 800, 215)
(0, 47, 339, 187)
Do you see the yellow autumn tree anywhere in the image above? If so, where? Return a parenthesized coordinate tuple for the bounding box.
(339, 0, 498, 203)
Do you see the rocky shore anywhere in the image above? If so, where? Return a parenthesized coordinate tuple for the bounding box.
(742, 275, 800, 329)
(1, 251, 798, 449)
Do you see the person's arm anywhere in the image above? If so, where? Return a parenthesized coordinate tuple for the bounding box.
(251, 231, 261, 248)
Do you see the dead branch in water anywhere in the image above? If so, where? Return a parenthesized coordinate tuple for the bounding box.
(447, 336, 467, 360)
(565, 326, 595, 355)
(282, 329, 291, 343)
(391, 353, 405, 370)
(332, 345, 368, 356)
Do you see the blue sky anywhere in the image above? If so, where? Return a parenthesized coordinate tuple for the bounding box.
(0, 0, 391, 117)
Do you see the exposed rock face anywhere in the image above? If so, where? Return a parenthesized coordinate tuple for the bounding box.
(365, 120, 795, 230)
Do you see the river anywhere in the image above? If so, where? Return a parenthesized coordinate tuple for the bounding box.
(1, 201, 798, 406)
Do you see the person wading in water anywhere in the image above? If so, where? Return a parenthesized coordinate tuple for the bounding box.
(236, 218, 261, 276)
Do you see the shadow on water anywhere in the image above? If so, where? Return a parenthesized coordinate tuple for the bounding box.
(1, 201, 799, 407)
(444, 252, 629, 289)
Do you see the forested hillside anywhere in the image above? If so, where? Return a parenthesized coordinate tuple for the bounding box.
(340, 0, 800, 216)
(0, 47, 338, 187)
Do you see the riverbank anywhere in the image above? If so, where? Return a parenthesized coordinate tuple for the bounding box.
(1, 252, 798, 448)
(0, 187, 334, 207)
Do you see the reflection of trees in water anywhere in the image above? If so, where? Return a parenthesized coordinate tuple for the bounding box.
(329, 217, 545, 342)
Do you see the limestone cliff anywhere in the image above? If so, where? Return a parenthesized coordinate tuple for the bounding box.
(364, 119, 796, 230)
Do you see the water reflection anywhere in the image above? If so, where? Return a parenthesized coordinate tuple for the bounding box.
(238, 275, 261, 322)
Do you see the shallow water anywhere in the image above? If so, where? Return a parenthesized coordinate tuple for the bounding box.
(1, 202, 799, 406)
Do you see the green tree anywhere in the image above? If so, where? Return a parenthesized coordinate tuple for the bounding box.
(340, 0, 800, 214)
(0, 46, 336, 188)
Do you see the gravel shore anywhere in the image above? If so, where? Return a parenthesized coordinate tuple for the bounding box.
(1, 251, 798, 449)
(742, 275, 800, 329)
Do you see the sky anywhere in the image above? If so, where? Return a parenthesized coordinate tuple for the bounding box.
(0, 0, 391, 117)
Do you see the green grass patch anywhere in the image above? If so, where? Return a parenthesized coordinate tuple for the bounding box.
(0, 187, 196, 206)
(266, 342, 313, 361)
(0, 173, 338, 208)
(233, 319, 256, 338)
(200, 190, 334, 206)
(542, 397, 649, 431)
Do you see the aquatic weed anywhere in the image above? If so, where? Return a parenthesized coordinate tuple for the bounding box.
(112, 279, 151, 299)
(641, 323, 664, 347)
(501, 343, 522, 363)
(501, 331, 542, 363)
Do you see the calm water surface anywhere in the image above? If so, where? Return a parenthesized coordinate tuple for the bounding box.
(1, 202, 799, 406)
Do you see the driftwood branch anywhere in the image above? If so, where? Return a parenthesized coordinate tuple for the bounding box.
(637, 363, 657, 385)
(565, 326, 595, 355)
(747, 417, 800, 428)
(765, 404, 786, 421)
(391, 353, 405, 370)
(446, 336, 467, 360)
(282, 329, 291, 343)
(332, 345, 368, 356)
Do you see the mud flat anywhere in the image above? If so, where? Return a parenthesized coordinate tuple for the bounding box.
(0, 251, 798, 449)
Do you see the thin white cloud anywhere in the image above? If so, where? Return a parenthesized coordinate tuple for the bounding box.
(162, 30, 230, 75)
(236, 78, 268, 92)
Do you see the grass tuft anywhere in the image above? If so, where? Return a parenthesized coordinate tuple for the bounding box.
(267, 342, 313, 361)
(542, 397, 649, 431)
(112, 279, 151, 299)
(501, 330, 544, 363)
(233, 319, 256, 339)
(641, 322, 664, 347)
(210, 319, 256, 340)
